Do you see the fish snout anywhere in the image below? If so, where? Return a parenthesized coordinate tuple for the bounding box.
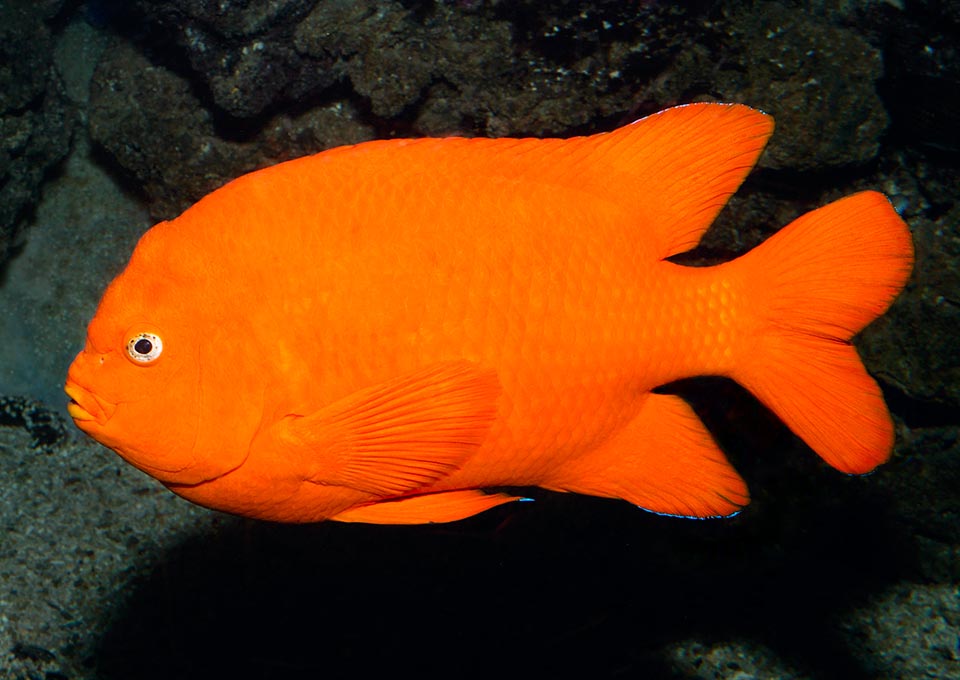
(64, 381, 114, 426)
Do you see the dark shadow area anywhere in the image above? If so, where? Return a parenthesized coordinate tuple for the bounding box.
(0, 239, 27, 287)
(881, 381, 960, 429)
(92, 411, 916, 680)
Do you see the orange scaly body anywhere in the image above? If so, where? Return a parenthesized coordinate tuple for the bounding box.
(65, 104, 914, 523)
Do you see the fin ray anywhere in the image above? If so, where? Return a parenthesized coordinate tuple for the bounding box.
(585, 103, 774, 258)
(276, 361, 501, 495)
(544, 393, 749, 518)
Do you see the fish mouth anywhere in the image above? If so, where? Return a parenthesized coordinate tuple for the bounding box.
(64, 382, 113, 426)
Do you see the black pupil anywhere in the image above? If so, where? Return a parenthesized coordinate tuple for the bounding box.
(134, 338, 153, 355)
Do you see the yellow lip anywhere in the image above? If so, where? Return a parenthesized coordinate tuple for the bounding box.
(66, 399, 95, 421)
(64, 382, 109, 425)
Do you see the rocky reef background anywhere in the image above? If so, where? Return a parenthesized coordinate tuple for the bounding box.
(0, 1, 957, 678)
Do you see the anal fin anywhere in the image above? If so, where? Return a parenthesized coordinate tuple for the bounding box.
(330, 490, 523, 524)
(545, 393, 748, 518)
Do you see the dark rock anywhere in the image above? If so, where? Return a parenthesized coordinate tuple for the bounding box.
(89, 39, 374, 220)
(87, 2, 701, 217)
(862, 210, 960, 407)
(0, 396, 69, 453)
(730, 4, 888, 170)
(94, 0, 701, 134)
(0, 0, 76, 268)
(829, 1, 960, 412)
(292, 1, 695, 134)
(122, 0, 325, 119)
(641, 1, 888, 170)
(837, 583, 960, 677)
(869, 0, 960, 154)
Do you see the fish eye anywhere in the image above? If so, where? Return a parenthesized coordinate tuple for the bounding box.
(125, 332, 163, 364)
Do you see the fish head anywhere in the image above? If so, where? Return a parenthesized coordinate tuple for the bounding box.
(65, 320, 209, 483)
(64, 222, 264, 487)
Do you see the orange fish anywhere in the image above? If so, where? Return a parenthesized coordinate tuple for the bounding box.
(64, 103, 914, 524)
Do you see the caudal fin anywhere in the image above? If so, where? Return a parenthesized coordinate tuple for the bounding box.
(731, 191, 913, 474)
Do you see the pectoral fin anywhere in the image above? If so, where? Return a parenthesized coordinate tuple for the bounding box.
(276, 361, 501, 496)
(330, 490, 524, 524)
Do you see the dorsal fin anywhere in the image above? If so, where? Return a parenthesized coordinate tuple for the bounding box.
(395, 103, 774, 259)
(243, 103, 772, 261)
(575, 103, 774, 258)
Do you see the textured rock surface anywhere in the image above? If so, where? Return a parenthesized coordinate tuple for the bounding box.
(639, 1, 889, 170)
(0, 18, 149, 410)
(121, 0, 332, 119)
(0, 420, 215, 680)
(106, 0, 695, 126)
(666, 582, 960, 680)
(839, 583, 960, 678)
(853, 151, 960, 409)
(667, 639, 808, 679)
(0, 0, 76, 268)
(88, 1, 699, 219)
(89, 39, 374, 219)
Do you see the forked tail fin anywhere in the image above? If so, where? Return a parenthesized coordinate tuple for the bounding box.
(730, 191, 914, 473)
